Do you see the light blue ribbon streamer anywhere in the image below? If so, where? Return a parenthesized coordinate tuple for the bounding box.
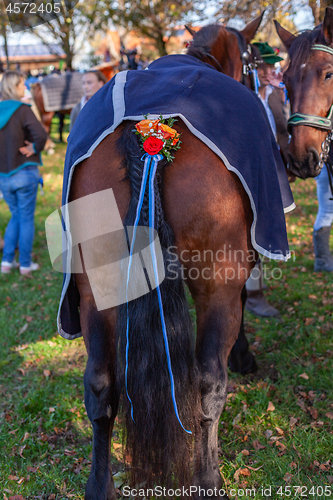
(125, 151, 191, 434)
(252, 68, 260, 95)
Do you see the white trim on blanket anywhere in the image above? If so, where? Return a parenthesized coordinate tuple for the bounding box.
(58, 76, 292, 339)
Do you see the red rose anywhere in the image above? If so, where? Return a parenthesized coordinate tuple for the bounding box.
(143, 136, 164, 155)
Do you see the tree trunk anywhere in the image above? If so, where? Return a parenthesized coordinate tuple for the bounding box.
(155, 31, 167, 56)
(309, 0, 329, 24)
(0, 19, 10, 69)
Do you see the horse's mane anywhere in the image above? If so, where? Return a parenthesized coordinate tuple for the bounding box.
(186, 24, 223, 61)
(289, 26, 325, 67)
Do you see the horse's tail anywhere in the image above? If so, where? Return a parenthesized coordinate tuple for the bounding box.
(116, 122, 200, 489)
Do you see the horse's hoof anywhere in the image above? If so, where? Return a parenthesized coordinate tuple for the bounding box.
(228, 351, 257, 375)
(85, 473, 116, 500)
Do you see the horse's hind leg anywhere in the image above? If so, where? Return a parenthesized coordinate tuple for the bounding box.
(79, 294, 119, 500)
(228, 286, 257, 375)
(192, 286, 245, 500)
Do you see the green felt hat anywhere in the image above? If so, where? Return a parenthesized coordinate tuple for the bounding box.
(252, 42, 283, 64)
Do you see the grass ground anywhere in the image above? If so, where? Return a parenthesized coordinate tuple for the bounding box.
(0, 119, 332, 499)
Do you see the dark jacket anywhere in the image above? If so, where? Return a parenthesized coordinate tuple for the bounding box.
(268, 88, 290, 168)
(0, 101, 47, 176)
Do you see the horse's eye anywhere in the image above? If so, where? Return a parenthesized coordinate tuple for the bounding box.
(325, 72, 333, 80)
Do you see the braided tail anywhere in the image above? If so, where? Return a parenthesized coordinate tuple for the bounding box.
(116, 122, 199, 490)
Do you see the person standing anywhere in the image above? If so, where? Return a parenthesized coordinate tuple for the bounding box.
(312, 160, 333, 272)
(253, 44, 333, 273)
(0, 70, 47, 275)
(69, 70, 107, 132)
(245, 42, 288, 317)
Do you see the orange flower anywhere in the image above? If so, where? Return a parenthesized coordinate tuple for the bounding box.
(135, 119, 160, 136)
(157, 122, 178, 140)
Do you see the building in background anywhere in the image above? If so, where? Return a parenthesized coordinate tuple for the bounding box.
(0, 44, 66, 72)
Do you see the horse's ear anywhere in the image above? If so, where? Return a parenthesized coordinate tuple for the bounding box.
(240, 12, 265, 44)
(322, 7, 333, 46)
(185, 25, 196, 37)
(274, 20, 296, 51)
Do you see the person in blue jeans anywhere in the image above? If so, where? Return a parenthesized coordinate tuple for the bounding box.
(0, 70, 47, 275)
(313, 164, 333, 272)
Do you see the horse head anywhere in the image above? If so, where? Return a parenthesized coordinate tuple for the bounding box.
(275, 7, 333, 178)
(186, 13, 264, 85)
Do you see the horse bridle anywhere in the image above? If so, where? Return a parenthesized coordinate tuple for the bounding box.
(287, 44, 333, 174)
(201, 28, 262, 88)
(226, 28, 263, 87)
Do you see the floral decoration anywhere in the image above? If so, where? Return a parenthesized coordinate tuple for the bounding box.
(134, 115, 181, 161)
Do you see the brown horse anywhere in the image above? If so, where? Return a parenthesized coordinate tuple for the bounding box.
(275, 7, 333, 179)
(63, 18, 287, 500)
(31, 82, 72, 144)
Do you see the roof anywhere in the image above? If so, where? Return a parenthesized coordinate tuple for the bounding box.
(0, 44, 66, 61)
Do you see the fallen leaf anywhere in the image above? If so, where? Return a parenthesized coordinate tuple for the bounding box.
(246, 465, 263, 471)
(299, 373, 309, 380)
(22, 432, 29, 442)
(283, 473, 293, 483)
(308, 407, 318, 419)
(8, 496, 25, 500)
(308, 294, 318, 300)
(234, 467, 251, 482)
(18, 324, 28, 335)
(49, 407, 55, 413)
(7, 476, 19, 481)
(267, 401, 275, 412)
(304, 318, 314, 326)
(276, 441, 287, 452)
(328, 476, 333, 484)
(241, 449, 249, 456)
(48, 495, 56, 500)
(252, 439, 266, 451)
(325, 412, 333, 419)
(232, 413, 242, 426)
(265, 430, 273, 439)
(275, 427, 284, 435)
(289, 417, 298, 428)
(27, 466, 38, 473)
(43, 370, 51, 378)
(14, 343, 29, 351)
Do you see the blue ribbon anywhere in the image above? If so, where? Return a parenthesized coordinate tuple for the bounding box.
(251, 68, 260, 95)
(125, 152, 191, 434)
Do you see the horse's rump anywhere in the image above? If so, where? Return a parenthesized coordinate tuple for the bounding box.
(59, 54, 292, 339)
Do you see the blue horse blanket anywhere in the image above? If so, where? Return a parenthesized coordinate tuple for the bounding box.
(58, 54, 294, 339)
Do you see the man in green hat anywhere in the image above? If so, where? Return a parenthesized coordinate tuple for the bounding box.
(244, 42, 289, 317)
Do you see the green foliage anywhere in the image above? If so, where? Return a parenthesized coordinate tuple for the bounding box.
(109, 0, 203, 56)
